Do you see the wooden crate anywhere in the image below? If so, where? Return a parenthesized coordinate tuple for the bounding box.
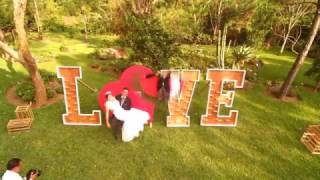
(301, 125, 320, 154)
(7, 118, 33, 133)
(15, 104, 34, 120)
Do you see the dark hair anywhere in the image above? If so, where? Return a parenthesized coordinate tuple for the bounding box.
(26, 169, 41, 180)
(123, 87, 129, 91)
(105, 93, 111, 99)
(26, 170, 34, 180)
(7, 158, 21, 170)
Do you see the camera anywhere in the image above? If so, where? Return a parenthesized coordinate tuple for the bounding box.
(26, 169, 41, 180)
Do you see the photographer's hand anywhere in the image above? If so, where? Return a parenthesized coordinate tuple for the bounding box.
(30, 172, 38, 180)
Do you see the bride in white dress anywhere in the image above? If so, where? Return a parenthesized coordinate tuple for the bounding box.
(105, 93, 150, 142)
(170, 71, 181, 100)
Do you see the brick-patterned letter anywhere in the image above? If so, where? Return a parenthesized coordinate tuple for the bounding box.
(57, 66, 101, 126)
(201, 69, 245, 127)
(165, 70, 200, 127)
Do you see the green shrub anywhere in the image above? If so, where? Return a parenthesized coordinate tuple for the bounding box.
(193, 34, 212, 44)
(46, 87, 55, 99)
(243, 59, 264, 81)
(107, 59, 132, 73)
(309, 44, 320, 60)
(39, 70, 56, 82)
(16, 82, 35, 102)
(168, 56, 191, 69)
(123, 15, 179, 70)
(232, 46, 253, 68)
(43, 17, 65, 32)
(66, 27, 80, 38)
(94, 48, 114, 60)
(179, 46, 217, 71)
(60, 44, 70, 52)
(230, 46, 263, 81)
(89, 64, 100, 69)
(160, 8, 196, 43)
(305, 58, 320, 90)
(99, 66, 110, 72)
(55, 87, 64, 94)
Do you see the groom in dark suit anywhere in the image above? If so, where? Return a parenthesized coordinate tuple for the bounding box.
(110, 87, 132, 140)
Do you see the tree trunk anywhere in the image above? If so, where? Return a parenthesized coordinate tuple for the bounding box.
(264, 35, 273, 49)
(279, 1, 320, 100)
(0, 41, 20, 61)
(0, 29, 4, 41)
(13, 0, 47, 107)
(175, 0, 178, 8)
(280, 31, 290, 54)
(0, 28, 25, 64)
(208, 8, 215, 41)
(314, 81, 320, 92)
(83, 14, 88, 42)
(11, 29, 17, 45)
(33, 0, 42, 40)
(291, 26, 302, 54)
(216, 0, 223, 32)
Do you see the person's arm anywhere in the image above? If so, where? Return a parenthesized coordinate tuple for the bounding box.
(30, 172, 37, 180)
(115, 95, 121, 101)
(146, 73, 156, 78)
(105, 104, 111, 128)
(127, 98, 132, 110)
(27, 171, 37, 180)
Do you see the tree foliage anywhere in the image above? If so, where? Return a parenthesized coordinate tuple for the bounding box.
(0, 0, 14, 30)
(123, 14, 179, 70)
(305, 59, 320, 82)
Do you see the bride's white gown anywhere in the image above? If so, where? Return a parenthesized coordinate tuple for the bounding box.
(106, 100, 150, 142)
(170, 73, 181, 99)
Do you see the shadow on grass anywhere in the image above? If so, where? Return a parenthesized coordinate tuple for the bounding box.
(259, 55, 313, 85)
(0, 67, 27, 132)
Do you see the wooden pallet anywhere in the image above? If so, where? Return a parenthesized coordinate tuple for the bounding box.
(301, 125, 320, 154)
(7, 118, 33, 133)
(15, 104, 34, 120)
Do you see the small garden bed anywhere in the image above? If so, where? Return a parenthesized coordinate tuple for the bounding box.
(265, 81, 301, 102)
(5, 70, 64, 108)
(301, 84, 320, 93)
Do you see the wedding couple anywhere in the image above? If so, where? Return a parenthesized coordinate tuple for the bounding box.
(105, 88, 150, 142)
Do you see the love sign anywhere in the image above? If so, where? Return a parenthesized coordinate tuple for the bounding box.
(201, 69, 245, 126)
(57, 66, 245, 127)
(163, 70, 200, 127)
(57, 66, 102, 126)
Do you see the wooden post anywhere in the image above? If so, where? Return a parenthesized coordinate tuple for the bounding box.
(79, 79, 97, 92)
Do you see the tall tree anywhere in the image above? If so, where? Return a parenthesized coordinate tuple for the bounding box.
(118, 0, 154, 16)
(0, 29, 4, 41)
(277, 2, 313, 54)
(250, 0, 279, 48)
(206, 0, 256, 42)
(279, 0, 320, 99)
(0, 40, 20, 62)
(131, 0, 154, 15)
(80, 5, 89, 42)
(32, 0, 42, 39)
(13, 0, 47, 107)
(0, 28, 21, 63)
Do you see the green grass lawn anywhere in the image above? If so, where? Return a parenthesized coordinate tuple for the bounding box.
(0, 33, 320, 179)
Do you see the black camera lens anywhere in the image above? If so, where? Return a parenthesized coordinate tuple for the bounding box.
(26, 169, 41, 180)
(36, 170, 41, 176)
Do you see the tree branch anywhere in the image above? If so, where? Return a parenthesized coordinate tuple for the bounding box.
(0, 40, 25, 65)
(286, 1, 317, 6)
